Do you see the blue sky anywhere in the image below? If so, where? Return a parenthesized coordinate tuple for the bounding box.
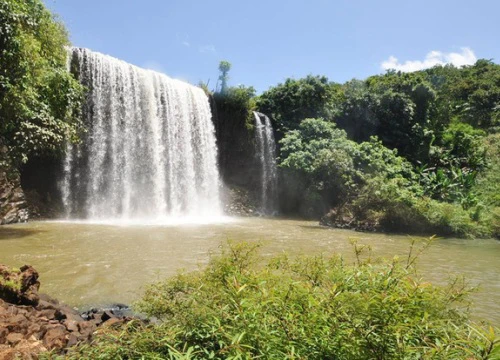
(45, 0, 499, 93)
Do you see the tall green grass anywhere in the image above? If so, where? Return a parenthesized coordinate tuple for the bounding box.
(64, 241, 499, 359)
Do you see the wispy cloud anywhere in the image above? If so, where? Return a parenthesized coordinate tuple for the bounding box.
(199, 44, 216, 54)
(381, 47, 477, 72)
(176, 33, 190, 48)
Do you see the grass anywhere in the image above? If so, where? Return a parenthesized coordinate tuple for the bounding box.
(58, 240, 500, 359)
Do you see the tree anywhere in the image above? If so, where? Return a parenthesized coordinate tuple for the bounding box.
(218, 60, 231, 95)
(279, 118, 415, 217)
(257, 75, 342, 137)
(335, 79, 379, 142)
(0, 0, 83, 165)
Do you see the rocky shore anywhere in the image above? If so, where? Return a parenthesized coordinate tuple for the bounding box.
(0, 265, 133, 359)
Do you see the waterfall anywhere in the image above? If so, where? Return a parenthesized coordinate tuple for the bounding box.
(253, 112, 278, 215)
(61, 48, 222, 222)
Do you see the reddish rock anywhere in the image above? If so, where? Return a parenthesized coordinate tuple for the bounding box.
(0, 265, 40, 306)
(63, 319, 79, 333)
(91, 313, 103, 323)
(77, 321, 95, 340)
(9, 314, 28, 332)
(25, 323, 41, 339)
(67, 333, 79, 348)
(57, 305, 82, 321)
(5, 333, 23, 346)
(43, 325, 67, 350)
(0, 327, 8, 343)
(36, 309, 55, 320)
(0, 346, 17, 360)
(36, 300, 56, 311)
(0, 264, 136, 357)
(63, 310, 84, 323)
(13, 338, 47, 359)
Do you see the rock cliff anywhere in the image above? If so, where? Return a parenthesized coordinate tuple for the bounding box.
(0, 142, 28, 225)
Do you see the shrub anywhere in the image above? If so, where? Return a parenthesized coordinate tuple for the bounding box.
(66, 242, 499, 359)
(347, 175, 494, 238)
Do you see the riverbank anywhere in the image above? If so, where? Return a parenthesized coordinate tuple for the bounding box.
(0, 265, 134, 359)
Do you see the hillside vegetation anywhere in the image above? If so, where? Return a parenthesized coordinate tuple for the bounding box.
(256, 62, 500, 238)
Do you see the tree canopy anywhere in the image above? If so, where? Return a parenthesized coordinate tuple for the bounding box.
(0, 0, 83, 165)
(258, 61, 500, 237)
(218, 60, 232, 95)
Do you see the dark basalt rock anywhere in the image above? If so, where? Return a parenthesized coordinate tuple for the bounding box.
(320, 208, 380, 233)
(0, 142, 29, 225)
(222, 185, 259, 217)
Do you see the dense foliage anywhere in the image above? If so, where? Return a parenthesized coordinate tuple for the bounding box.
(211, 84, 258, 187)
(257, 75, 342, 136)
(279, 118, 415, 215)
(278, 118, 494, 237)
(65, 242, 499, 359)
(0, 0, 83, 165)
(258, 61, 500, 238)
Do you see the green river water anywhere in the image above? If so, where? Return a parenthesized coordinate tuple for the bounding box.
(0, 218, 499, 325)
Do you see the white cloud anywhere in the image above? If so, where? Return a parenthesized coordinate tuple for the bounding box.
(199, 44, 216, 54)
(182, 41, 190, 47)
(381, 47, 477, 72)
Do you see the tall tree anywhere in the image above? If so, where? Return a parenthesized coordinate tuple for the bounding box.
(218, 60, 231, 95)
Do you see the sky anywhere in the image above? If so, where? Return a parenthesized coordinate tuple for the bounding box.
(44, 0, 500, 93)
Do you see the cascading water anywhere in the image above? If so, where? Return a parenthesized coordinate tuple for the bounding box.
(61, 48, 222, 222)
(253, 111, 278, 215)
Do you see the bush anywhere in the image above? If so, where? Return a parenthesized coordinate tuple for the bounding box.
(279, 118, 418, 218)
(66, 242, 499, 360)
(345, 175, 494, 238)
(476, 134, 500, 207)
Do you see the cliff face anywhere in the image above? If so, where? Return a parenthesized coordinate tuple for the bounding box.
(211, 94, 259, 189)
(210, 94, 265, 212)
(0, 142, 28, 225)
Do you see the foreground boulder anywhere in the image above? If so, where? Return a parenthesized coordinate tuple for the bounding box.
(0, 265, 40, 306)
(0, 265, 133, 359)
